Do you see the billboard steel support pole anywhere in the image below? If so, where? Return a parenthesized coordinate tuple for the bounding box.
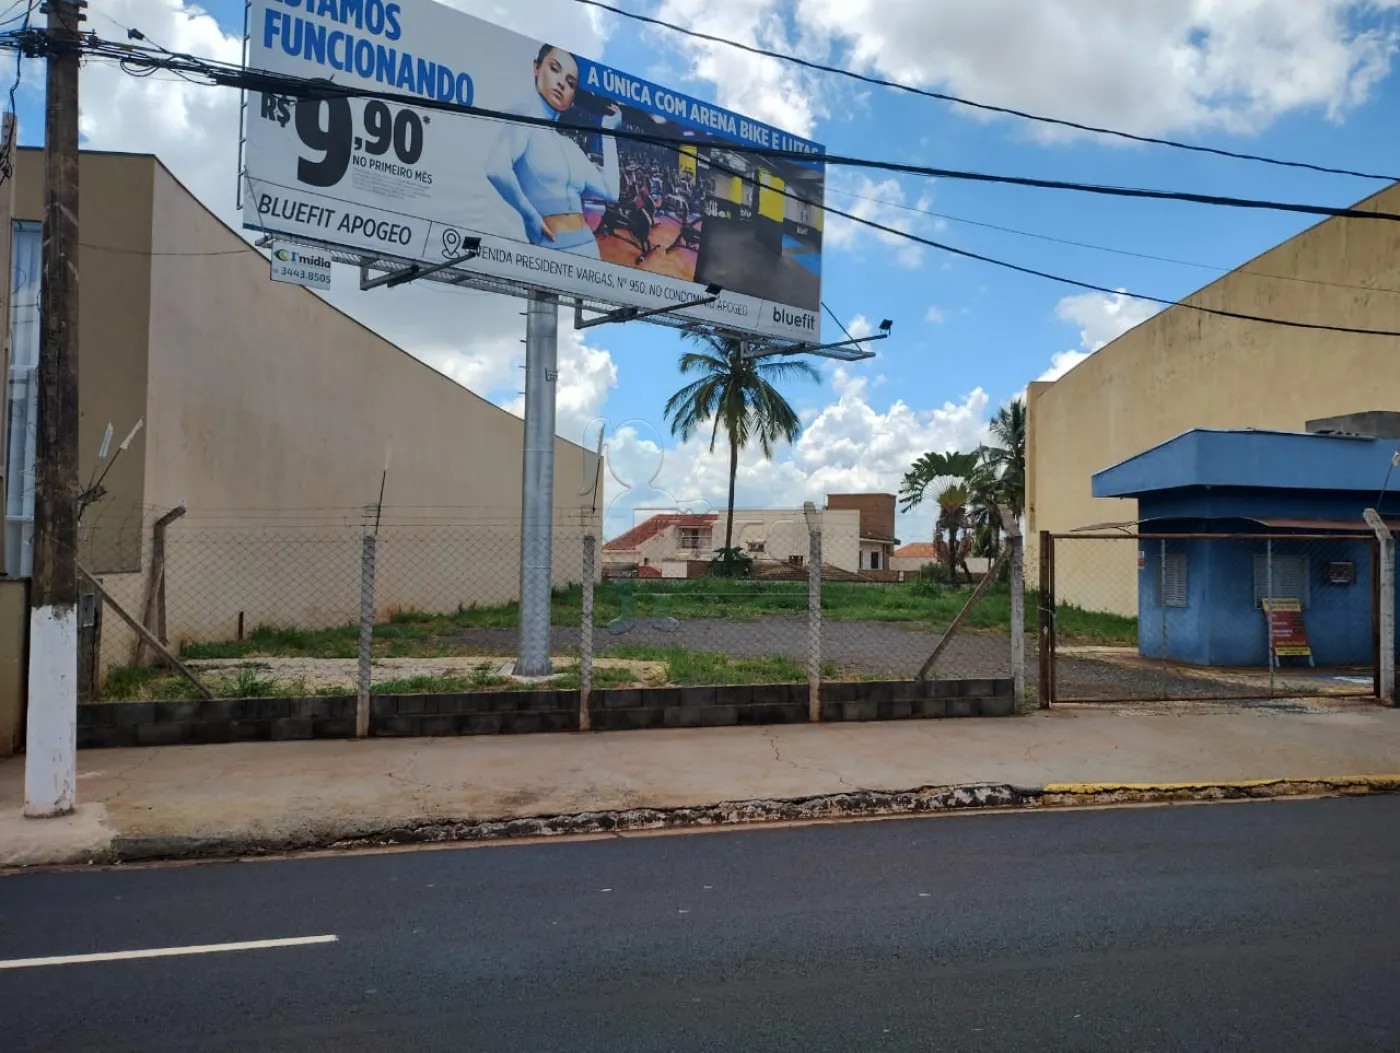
(515, 290, 560, 678)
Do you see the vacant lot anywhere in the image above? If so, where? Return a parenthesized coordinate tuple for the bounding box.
(100, 580, 1153, 700)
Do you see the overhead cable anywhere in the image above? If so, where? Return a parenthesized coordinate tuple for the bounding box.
(573, 0, 1400, 183)
(33, 32, 1400, 225)
(39, 32, 1400, 340)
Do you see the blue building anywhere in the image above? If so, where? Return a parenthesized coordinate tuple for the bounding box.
(1091, 426, 1400, 670)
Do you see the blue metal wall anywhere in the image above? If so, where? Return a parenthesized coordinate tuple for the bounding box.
(1135, 517, 1381, 669)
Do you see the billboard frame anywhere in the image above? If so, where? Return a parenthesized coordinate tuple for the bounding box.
(236, 0, 827, 344)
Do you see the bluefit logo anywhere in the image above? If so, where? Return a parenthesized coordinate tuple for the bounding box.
(772, 306, 815, 330)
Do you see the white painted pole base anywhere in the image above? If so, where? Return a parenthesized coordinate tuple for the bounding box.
(23, 604, 78, 818)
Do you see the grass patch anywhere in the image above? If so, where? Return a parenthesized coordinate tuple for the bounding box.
(181, 624, 358, 660)
(1053, 602, 1138, 645)
(100, 665, 195, 701)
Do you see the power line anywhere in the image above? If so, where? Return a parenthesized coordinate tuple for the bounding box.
(823, 185, 1400, 298)
(810, 188, 1400, 338)
(47, 32, 1400, 340)
(0, 1, 30, 185)
(573, 0, 1400, 184)
(39, 33, 1400, 226)
(80, 242, 254, 257)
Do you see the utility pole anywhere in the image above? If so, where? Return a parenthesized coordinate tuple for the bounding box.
(25, 0, 84, 818)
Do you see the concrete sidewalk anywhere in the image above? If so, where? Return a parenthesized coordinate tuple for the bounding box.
(3, 700, 1399, 867)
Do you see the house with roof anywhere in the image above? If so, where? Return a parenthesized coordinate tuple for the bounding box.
(603, 494, 900, 578)
(1089, 421, 1400, 670)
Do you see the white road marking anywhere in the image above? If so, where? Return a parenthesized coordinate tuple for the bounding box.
(0, 935, 338, 970)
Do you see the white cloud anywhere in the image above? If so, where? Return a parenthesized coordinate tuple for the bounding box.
(652, 0, 830, 136)
(823, 175, 936, 270)
(1055, 289, 1160, 352)
(498, 329, 621, 446)
(601, 366, 990, 542)
(79, 1, 617, 435)
(797, 0, 1400, 138)
(1038, 289, 1159, 380)
(645, 1, 1400, 143)
(926, 306, 947, 324)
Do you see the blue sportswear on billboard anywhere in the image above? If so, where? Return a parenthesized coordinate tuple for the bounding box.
(241, 0, 827, 342)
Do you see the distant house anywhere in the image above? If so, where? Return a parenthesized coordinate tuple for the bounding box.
(890, 542, 991, 578)
(603, 495, 901, 578)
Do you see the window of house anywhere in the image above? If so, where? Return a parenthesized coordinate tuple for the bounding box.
(679, 528, 707, 551)
(1154, 551, 1188, 608)
(1253, 553, 1310, 609)
(747, 540, 765, 554)
(3, 222, 41, 579)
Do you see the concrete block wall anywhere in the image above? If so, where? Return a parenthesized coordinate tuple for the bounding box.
(77, 677, 1019, 748)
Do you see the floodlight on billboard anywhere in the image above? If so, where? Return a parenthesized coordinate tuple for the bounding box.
(240, 0, 827, 342)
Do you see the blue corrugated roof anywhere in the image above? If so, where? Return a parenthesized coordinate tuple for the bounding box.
(1092, 428, 1397, 498)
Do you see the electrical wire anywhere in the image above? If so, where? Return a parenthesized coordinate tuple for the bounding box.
(44, 33, 1400, 340)
(80, 242, 255, 257)
(822, 184, 1400, 298)
(0, 2, 30, 185)
(39, 33, 1400, 226)
(573, 0, 1400, 184)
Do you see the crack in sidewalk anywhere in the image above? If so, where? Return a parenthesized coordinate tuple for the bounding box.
(763, 729, 869, 793)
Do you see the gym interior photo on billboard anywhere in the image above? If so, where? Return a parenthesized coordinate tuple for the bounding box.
(549, 75, 825, 312)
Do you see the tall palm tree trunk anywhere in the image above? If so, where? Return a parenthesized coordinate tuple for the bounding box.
(724, 436, 739, 553)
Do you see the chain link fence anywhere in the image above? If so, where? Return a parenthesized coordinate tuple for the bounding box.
(1043, 532, 1383, 703)
(89, 511, 1030, 715)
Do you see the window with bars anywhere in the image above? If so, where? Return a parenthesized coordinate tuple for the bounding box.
(3, 222, 41, 580)
(1154, 551, 1188, 608)
(1253, 553, 1310, 609)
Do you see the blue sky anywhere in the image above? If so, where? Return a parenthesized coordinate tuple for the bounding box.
(38, 0, 1400, 539)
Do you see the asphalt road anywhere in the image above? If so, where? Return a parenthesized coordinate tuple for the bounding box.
(4, 798, 1400, 1051)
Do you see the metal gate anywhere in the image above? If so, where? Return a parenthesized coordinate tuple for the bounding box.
(1039, 531, 1382, 704)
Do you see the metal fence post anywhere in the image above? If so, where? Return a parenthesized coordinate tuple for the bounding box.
(356, 534, 376, 738)
(580, 534, 595, 730)
(1038, 531, 1054, 707)
(1006, 517, 1027, 711)
(1159, 539, 1169, 701)
(1266, 538, 1275, 697)
(1364, 510, 1394, 704)
(804, 502, 822, 723)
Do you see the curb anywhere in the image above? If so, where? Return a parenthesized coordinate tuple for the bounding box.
(1040, 775, 1400, 806)
(89, 775, 1400, 865)
(10, 775, 1400, 868)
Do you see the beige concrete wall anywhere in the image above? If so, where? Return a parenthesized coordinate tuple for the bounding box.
(94, 158, 599, 661)
(9, 150, 152, 574)
(1026, 183, 1400, 615)
(0, 579, 25, 756)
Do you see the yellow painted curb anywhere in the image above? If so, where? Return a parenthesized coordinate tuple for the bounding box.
(1042, 776, 1400, 802)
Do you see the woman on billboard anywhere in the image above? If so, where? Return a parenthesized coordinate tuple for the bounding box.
(485, 45, 623, 257)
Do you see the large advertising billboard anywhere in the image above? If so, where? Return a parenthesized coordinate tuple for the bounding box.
(241, 0, 826, 341)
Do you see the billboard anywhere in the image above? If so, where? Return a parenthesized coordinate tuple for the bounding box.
(241, 0, 826, 342)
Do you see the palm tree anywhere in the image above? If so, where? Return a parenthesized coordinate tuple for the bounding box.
(981, 397, 1026, 517)
(663, 333, 820, 560)
(898, 449, 980, 513)
(936, 482, 971, 582)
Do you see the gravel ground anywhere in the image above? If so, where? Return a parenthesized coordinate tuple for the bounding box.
(448, 614, 1333, 700)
